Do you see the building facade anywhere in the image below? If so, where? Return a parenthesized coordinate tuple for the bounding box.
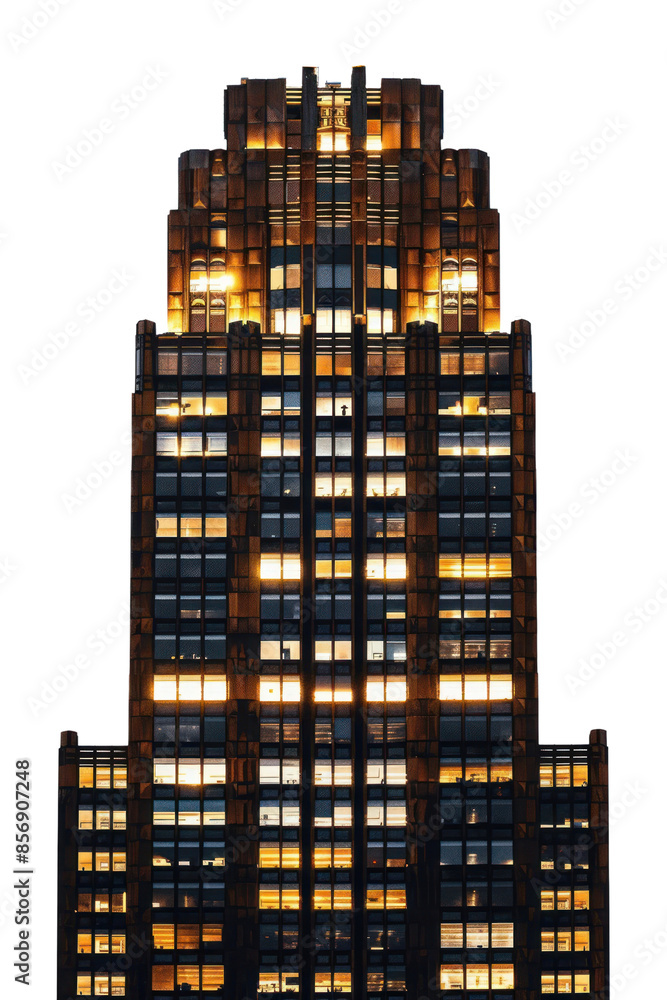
(57, 67, 609, 1000)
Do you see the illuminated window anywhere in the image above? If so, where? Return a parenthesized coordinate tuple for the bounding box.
(315, 472, 353, 498)
(260, 554, 301, 580)
(259, 677, 301, 702)
(78, 809, 93, 830)
(314, 886, 352, 909)
(79, 766, 94, 788)
(439, 763, 463, 784)
(314, 679, 353, 703)
(258, 844, 300, 868)
(314, 762, 353, 786)
(366, 802, 407, 826)
(315, 556, 352, 578)
(260, 760, 300, 785)
(153, 675, 227, 701)
(441, 924, 463, 948)
(441, 965, 464, 990)
(366, 639, 406, 662)
(367, 472, 406, 498)
(260, 637, 301, 661)
(262, 350, 301, 375)
(314, 639, 352, 661)
(366, 679, 407, 702)
(439, 555, 512, 579)
(155, 515, 226, 539)
(366, 887, 406, 909)
(77, 932, 92, 955)
(258, 971, 299, 993)
(259, 888, 300, 910)
(366, 431, 405, 457)
(313, 844, 352, 868)
(366, 554, 407, 580)
(260, 798, 299, 827)
(439, 675, 512, 700)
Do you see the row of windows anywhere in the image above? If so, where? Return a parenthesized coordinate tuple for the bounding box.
(440, 351, 509, 376)
(151, 885, 224, 909)
(542, 973, 591, 994)
(156, 432, 227, 457)
(76, 893, 126, 913)
(440, 842, 513, 865)
(154, 345, 511, 379)
(153, 677, 226, 701)
(256, 887, 407, 910)
(78, 852, 125, 872)
(147, 760, 513, 788)
(440, 964, 514, 990)
(541, 929, 590, 952)
(540, 763, 589, 788)
(153, 844, 381, 871)
(156, 391, 227, 416)
(157, 761, 409, 787)
(153, 923, 222, 948)
(155, 515, 226, 538)
(439, 392, 510, 416)
(151, 966, 224, 991)
(541, 890, 589, 911)
(540, 803, 590, 829)
(157, 350, 226, 376)
(153, 844, 224, 868)
(78, 810, 126, 831)
(78, 766, 127, 789)
(441, 922, 513, 948)
(76, 933, 125, 954)
(74, 975, 125, 997)
(148, 675, 514, 703)
(155, 472, 227, 498)
(154, 802, 225, 826)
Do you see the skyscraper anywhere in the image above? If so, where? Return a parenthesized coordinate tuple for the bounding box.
(57, 66, 609, 1000)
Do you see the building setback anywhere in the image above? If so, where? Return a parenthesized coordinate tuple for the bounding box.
(57, 67, 609, 1000)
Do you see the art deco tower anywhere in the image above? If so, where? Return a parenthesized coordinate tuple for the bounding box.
(57, 67, 609, 1000)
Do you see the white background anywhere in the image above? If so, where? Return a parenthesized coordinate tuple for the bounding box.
(1, 0, 664, 996)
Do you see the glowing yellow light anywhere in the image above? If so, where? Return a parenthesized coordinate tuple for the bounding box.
(259, 677, 301, 703)
(442, 274, 461, 293)
(190, 274, 234, 293)
(439, 555, 511, 579)
(260, 555, 301, 580)
(439, 675, 513, 701)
